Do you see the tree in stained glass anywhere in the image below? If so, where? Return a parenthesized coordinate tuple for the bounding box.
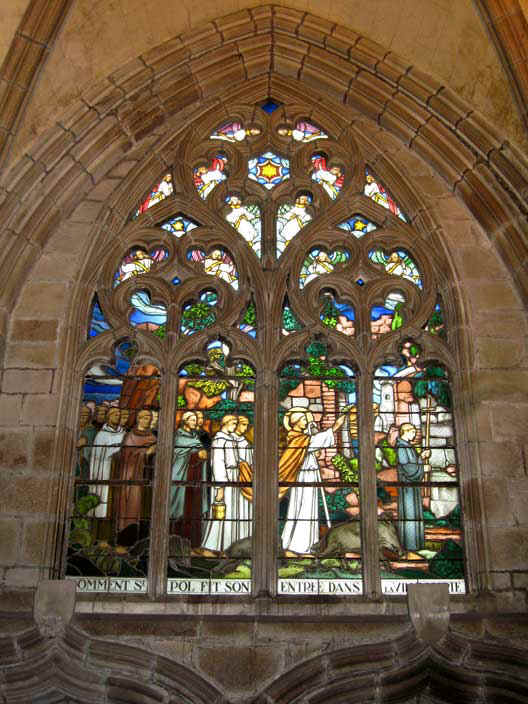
(193, 155, 228, 199)
(369, 249, 422, 288)
(132, 174, 173, 219)
(239, 298, 256, 338)
(425, 300, 446, 340)
(320, 292, 355, 336)
(188, 248, 239, 290)
(311, 153, 344, 200)
(364, 168, 408, 222)
(277, 121, 328, 142)
(282, 298, 303, 336)
(181, 291, 218, 336)
(129, 290, 167, 338)
(210, 121, 261, 142)
(373, 342, 464, 592)
(337, 215, 377, 238)
(88, 294, 111, 339)
(113, 247, 169, 288)
(371, 292, 405, 339)
(67, 340, 160, 589)
(248, 152, 290, 190)
(278, 341, 361, 594)
(276, 193, 313, 257)
(168, 340, 255, 594)
(160, 214, 199, 237)
(299, 248, 349, 288)
(224, 195, 261, 256)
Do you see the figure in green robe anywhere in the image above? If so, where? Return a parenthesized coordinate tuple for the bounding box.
(170, 411, 208, 547)
(396, 423, 431, 553)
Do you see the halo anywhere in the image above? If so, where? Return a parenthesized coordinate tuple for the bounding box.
(283, 407, 314, 431)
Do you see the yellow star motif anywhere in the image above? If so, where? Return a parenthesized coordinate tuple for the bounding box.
(260, 160, 280, 181)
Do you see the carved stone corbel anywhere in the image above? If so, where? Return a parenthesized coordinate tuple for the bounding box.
(33, 579, 76, 638)
(407, 583, 450, 644)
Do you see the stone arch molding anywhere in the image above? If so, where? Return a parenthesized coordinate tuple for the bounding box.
(1, 3, 528, 336)
(1, 622, 528, 703)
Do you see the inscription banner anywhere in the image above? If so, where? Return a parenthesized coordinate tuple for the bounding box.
(382, 579, 465, 595)
(278, 579, 363, 595)
(69, 577, 147, 593)
(167, 579, 251, 595)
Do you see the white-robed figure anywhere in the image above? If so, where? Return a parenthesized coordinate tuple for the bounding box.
(224, 195, 261, 255)
(201, 415, 242, 554)
(88, 406, 125, 518)
(233, 415, 253, 540)
(280, 408, 346, 556)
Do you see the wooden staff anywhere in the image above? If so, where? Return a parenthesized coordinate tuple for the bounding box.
(422, 394, 432, 498)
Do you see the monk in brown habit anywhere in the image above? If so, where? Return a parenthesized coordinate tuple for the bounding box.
(116, 408, 156, 532)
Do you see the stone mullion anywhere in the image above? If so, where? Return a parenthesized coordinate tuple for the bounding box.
(148, 367, 177, 598)
(358, 368, 380, 599)
(252, 367, 278, 597)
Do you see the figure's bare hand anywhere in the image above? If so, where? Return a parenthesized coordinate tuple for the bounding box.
(215, 488, 224, 502)
(445, 464, 457, 476)
(146, 443, 156, 456)
(421, 449, 431, 460)
(198, 449, 207, 459)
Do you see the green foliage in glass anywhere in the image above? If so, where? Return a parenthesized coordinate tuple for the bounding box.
(414, 366, 451, 409)
(331, 454, 359, 483)
(182, 292, 217, 334)
(242, 300, 256, 327)
(282, 304, 302, 332)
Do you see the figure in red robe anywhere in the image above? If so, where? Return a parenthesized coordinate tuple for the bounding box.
(116, 409, 156, 533)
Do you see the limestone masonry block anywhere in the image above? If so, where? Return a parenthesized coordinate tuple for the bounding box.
(21, 394, 58, 427)
(0, 517, 20, 564)
(2, 369, 53, 394)
(0, 395, 21, 426)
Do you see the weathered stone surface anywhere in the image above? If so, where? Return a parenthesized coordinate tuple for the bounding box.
(0, 517, 20, 564)
(197, 645, 280, 692)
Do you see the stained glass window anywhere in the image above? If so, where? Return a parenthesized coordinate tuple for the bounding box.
(239, 298, 256, 338)
(169, 342, 255, 595)
(67, 341, 160, 591)
(188, 248, 239, 290)
(73, 102, 468, 598)
(88, 295, 111, 339)
(210, 121, 261, 142)
(276, 193, 313, 257)
(277, 121, 328, 142)
(371, 293, 405, 338)
(160, 214, 199, 237)
(132, 174, 173, 219)
(282, 299, 303, 336)
(320, 292, 355, 336)
(248, 152, 290, 190)
(311, 153, 344, 199)
(299, 248, 349, 288)
(193, 155, 228, 199)
(113, 247, 169, 288)
(224, 195, 261, 256)
(129, 290, 167, 337)
(337, 215, 377, 238)
(181, 291, 218, 336)
(374, 344, 464, 593)
(278, 342, 360, 595)
(364, 168, 408, 222)
(369, 249, 422, 288)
